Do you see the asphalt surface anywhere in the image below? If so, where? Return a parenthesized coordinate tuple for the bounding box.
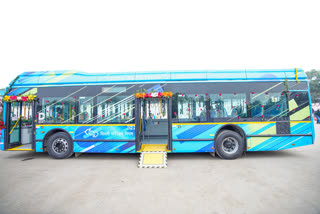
(0, 124, 319, 214)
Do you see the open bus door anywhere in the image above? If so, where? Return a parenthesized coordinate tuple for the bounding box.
(134, 97, 172, 152)
(4, 101, 36, 151)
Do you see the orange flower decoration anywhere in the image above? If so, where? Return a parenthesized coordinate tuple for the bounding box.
(135, 93, 141, 98)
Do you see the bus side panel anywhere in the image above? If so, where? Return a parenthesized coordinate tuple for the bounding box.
(172, 141, 215, 153)
(290, 122, 312, 135)
(171, 122, 312, 152)
(248, 136, 312, 151)
(172, 124, 222, 152)
(74, 141, 135, 153)
(36, 124, 135, 153)
(172, 122, 277, 152)
(239, 122, 276, 151)
(242, 122, 312, 151)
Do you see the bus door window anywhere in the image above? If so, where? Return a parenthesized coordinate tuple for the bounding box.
(20, 101, 33, 144)
(9, 102, 21, 144)
(145, 99, 167, 120)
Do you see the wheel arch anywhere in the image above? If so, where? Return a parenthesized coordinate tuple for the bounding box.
(43, 128, 73, 151)
(214, 124, 247, 151)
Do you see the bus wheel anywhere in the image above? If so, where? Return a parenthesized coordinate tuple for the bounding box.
(215, 130, 244, 159)
(47, 132, 74, 159)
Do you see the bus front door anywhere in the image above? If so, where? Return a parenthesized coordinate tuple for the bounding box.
(5, 101, 35, 151)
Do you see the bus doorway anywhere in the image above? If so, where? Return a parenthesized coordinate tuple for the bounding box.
(4, 101, 35, 151)
(135, 97, 172, 151)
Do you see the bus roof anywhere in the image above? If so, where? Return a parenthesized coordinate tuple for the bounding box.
(8, 68, 306, 88)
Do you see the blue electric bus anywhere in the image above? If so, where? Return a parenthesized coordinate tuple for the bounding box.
(0, 69, 314, 166)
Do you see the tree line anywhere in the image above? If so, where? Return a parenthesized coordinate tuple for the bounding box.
(306, 69, 320, 103)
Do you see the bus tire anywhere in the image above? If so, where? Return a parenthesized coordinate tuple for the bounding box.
(47, 132, 74, 159)
(215, 130, 244, 159)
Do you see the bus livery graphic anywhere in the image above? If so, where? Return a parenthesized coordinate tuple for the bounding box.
(0, 68, 314, 163)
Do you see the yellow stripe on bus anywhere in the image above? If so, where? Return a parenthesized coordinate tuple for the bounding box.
(173, 121, 310, 126)
(173, 122, 276, 125)
(8, 145, 23, 149)
(289, 121, 311, 123)
(36, 121, 310, 128)
(36, 124, 135, 127)
(7, 145, 34, 151)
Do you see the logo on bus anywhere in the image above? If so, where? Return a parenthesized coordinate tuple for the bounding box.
(85, 128, 99, 138)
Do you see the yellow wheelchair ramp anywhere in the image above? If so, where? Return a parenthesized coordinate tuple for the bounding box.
(138, 144, 168, 168)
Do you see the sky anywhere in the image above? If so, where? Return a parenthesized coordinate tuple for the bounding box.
(0, 0, 319, 88)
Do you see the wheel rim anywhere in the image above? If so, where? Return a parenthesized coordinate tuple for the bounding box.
(222, 137, 239, 154)
(52, 138, 68, 154)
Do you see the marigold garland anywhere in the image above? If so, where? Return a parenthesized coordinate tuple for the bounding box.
(135, 91, 172, 98)
(2, 95, 37, 102)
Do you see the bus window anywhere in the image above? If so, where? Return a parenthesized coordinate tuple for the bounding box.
(97, 95, 134, 123)
(288, 92, 311, 121)
(209, 93, 247, 119)
(40, 97, 76, 123)
(78, 97, 93, 123)
(177, 94, 206, 122)
(250, 92, 288, 118)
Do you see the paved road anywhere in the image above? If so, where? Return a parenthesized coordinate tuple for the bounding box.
(0, 124, 319, 214)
